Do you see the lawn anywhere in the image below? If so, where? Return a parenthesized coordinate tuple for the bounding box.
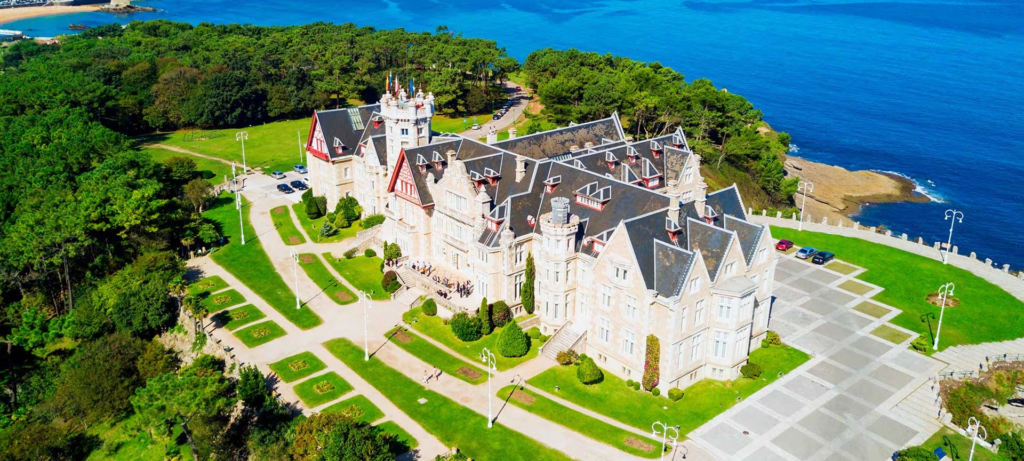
(432, 114, 474, 133)
(143, 146, 232, 185)
(268, 351, 326, 383)
(375, 421, 419, 453)
(198, 288, 246, 313)
(497, 385, 662, 458)
(298, 253, 356, 305)
(271, 206, 305, 245)
(529, 345, 810, 435)
(772, 227, 1024, 350)
(211, 304, 265, 331)
(322, 338, 572, 461)
(322, 394, 385, 424)
(86, 417, 186, 461)
(290, 203, 366, 243)
(323, 254, 390, 300)
(233, 320, 287, 348)
(914, 427, 1006, 461)
(385, 326, 487, 384)
(871, 324, 912, 344)
(205, 194, 322, 329)
(187, 275, 229, 297)
(147, 117, 311, 174)
(293, 371, 354, 408)
(403, 307, 540, 371)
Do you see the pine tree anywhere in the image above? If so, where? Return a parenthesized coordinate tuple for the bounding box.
(521, 252, 535, 314)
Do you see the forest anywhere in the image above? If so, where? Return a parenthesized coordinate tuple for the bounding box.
(0, 20, 796, 460)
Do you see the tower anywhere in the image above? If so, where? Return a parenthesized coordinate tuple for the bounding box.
(537, 197, 580, 332)
(379, 88, 435, 170)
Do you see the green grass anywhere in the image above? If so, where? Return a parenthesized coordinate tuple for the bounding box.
(205, 194, 322, 329)
(385, 327, 487, 384)
(268, 351, 327, 383)
(298, 253, 357, 305)
(293, 371, 354, 408)
(322, 394, 385, 424)
(148, 118, 311, 174)
(432, 114, 473, 133)
(323, 254, 390, 300)
(271, 206, 305, 245)
(826, 261, 858, 275)
(290, 203, 366, 243)
(199, 288, 246, 313)
(323, 338, 571, 461)
(143, 146, 232, 185)
(375, 421, 419, 453)
(515, 313, 537, 323)
(838, 279, 873, 296)
(498, 385, 662, 458)
(211, 304, 265, 330)
(914, 427, 1007, 461)
(233, 320, 287, 348)
(86, 417, 186, 460)
(853, 301, 891, 319)
(772, 227, 1024, 350)
(403, 307, 540, 371)
(187, 275, 229, 297)
(529, 345, 810, 435)
(871, 324, 912, 344)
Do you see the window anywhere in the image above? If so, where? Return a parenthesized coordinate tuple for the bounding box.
(401, 128, 409, 136)
(684, 166, 694, 184)
(682, 190, 693, 202)
(599, 317, 611, 343)
(625, 296, 638, 320)
(734, 328, 749, 360)
(615, 266, 629, 282)
(689, 277, 702, 294)
(601, 285, 612, 309)
(343, 167, 351, 179)
(514, 274, 523, 300)
(718, 297, 736, 321)
(677, 342, 687, 369)
(724, 262, 736, 277)
(478, 249, 488, 263)
(713, 331, 728, 359)
(757, 248, 768, 264)
(690, 332, 704, 362)
(515, 245, 525, 265)
(553, 302, 560, 320)
(623, 330, 636, 356)
(445, 191, 467, 212)
(695, 300, 705, 325)
(680, 307, 688, 332)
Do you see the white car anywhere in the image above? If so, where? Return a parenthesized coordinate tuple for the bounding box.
(471, 123, 481, 130)
(270, 171, 286, 179)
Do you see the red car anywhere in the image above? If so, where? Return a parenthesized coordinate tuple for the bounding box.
(776, 239, 794, 251)
(515, 86, 522, 91)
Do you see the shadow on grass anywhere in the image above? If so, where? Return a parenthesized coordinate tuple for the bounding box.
(371, 325, 403, 360)
(921, 312, 936, 344)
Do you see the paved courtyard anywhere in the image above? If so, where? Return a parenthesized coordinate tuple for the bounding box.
(689, 255, 946, 461)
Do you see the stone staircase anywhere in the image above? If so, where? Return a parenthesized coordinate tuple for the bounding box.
(934, 337, 1024, 375)
(542, 324, 584, 361)
(891, 380, 944, 446)
(394, 285, 424, 309)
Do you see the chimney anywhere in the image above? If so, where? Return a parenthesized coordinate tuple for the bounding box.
(669, 193, 680, 218)
(584, 142, 594, 148)
(486, 129, 497, 145)
(515, 157, 527, 183)
(551, 197, 570, 225)
(446, 149, 457, 166)
(508, 127, 517, 140)
(695, 181, 708, 218)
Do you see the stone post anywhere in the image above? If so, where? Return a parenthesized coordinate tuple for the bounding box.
(885, 230, 892, 237)
(870, 227, 876, 232)
(777, 211, 783, 219)
(838, 220, 844, 228)
(952, 246, 959, 255)
(917, 237, 924, 245)
(935, 242, 941, 250)
(901, 233, 908, 240)
(970, 251, 977, 259)
(1003, 264, 1010, 273)
(762, 209, 766, 216)
(748, 207, 752, 215)
(821, 217, 828, 225)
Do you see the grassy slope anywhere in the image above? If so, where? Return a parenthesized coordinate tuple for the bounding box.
(772, 227, 1024, 349)
(149, 118, 311, 173)
(205, 194, 322, 329)
(271, 206, 305, 245)
(298, 254, 356, 305)
(403, 307, 540, 371)
(385, 327, 487, 385)
(322, 254, 390, 300)
(143, 146, 232, 185)
(290, 202, 364, 243)
(85, 417, 186, 460)
(529, 345, 809, 435)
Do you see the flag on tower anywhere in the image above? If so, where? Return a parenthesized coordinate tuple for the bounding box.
(386, 72, 390, 93)
(410, 77, 414, 95)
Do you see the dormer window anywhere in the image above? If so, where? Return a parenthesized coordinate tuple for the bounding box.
(650, 140, 663, 158)
(415, 153, 428, 174)
(484, 167, 499, 186)
(470, 171, 486, 191)
(672, 131, 686, 149)
(544, 175, 561, 193)
(704, 205, 718, 224)
(665, 216, 682, 244)
(372, 115, 384, 129)
(641, 158, 662, 189)
(431, 151, 445, 171)
(627, 147, 640, 164)
(574, 182, 611, 211)
(605, 151, 618, 171)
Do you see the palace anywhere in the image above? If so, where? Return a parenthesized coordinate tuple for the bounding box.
(305, 88, 778, 391)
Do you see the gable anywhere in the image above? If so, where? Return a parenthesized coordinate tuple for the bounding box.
(307, 114, 329, 161)
(387, 151, 422, 206)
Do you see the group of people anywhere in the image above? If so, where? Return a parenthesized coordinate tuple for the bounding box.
(408, 260, 433, 276)
(423, 367, 441, 384)
(434, 277, 472, 299)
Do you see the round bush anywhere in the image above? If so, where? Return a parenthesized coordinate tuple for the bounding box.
(652, 387, 661, 397)
(911, 336, 929, 352)
(450, 312, 482, 342)
(421, 299, 437, 316)
(740, 362, 763, 380)
(632, 381, 641, 390)
(556, 350, 578, 366)
(490, 301, 511, 327)
(576, 357, 603, 385)
(626, 379, 635, 387)
(364, 248, 376, 258)
(497, 322, 529, 358)
(765, 330, 782, 347)
(668, 388, 684, 401)
(385, 280, 402, 293)
(381, 271, 398, 290)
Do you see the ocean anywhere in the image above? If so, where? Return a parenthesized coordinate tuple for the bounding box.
(6, 0, 1024, 268)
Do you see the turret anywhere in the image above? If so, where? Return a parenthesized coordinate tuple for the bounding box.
(380, 89, 435, 170)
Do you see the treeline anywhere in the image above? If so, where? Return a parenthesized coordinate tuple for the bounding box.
(523, 48, 797, 205)
(0, 22, 518, 134)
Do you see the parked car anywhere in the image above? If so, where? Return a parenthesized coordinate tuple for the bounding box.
(795, 247, 818, 259)
(277, 183, 295, 194)
(515, 86, 522, 91)
(293, 164, 308, 174)
(493, 113, 501, 120)
(270, 171, 286, 179)
(812, 251, 835, 265)
(776, 239, 794, 251)
(290, 180, 308, 191)
(471, 123, 481, 130)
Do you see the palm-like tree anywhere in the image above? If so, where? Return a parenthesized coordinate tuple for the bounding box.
(169, 279, 188, 317)
(182, 296, 208, 333)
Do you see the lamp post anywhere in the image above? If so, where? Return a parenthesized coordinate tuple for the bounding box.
(297, 130, 304, 164)
(933, 282, 955, 350)
(943, 209, 964, 264)
(290, 249, 300, 310)
(235, 131, 248, 174)
(968, 416, 987, 461)
(798, 180, 814, 231)
(480, 347, 496, 428)
(652, 421, 680, 461)
(361, 290, 372, 361)
(232, 163, 245, 245)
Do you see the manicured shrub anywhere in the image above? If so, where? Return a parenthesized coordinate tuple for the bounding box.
(538, 334, 550, 344)
(301, 189, 313, 204)
(497, 322, 529, 358)
(626, 379, 635, 387)
(911, 336, 929, 352)
(333, 213, 350, 229)
(361, 213, 385, 229)
(642, 334, 660, 391)
(556, 350, 578, 366)
(741, 362, 763, 379)
(526, 327, 542, 340)
(421, 299, 437, 316)
(652, 387, 661, 397)
(364, 248, 376, 257)
(385, 280, 401, 293)
(450, 312, 482, 342)
(668, 388, 684, 401)
(521, 253, 535, 314)
(335, 196, 361, 223)
(313, 196, 328, 217)
(344, 248, 358, 259)
(381, 270, 398, 290)
(632, 381, 641, 390)
(895, 446, 938, 461)
(490, 301, 511, 327)
(765, 330, 782, 346)
(477, 298, 493, 336)
(304, 196, 322, 219)
(576, 356, 603, 385)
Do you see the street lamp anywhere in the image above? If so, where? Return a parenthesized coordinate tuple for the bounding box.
(235, 131, 249, 174)
(933, 282, 955, 351)
(968, 416, 987, 461)
(652, 421, 680, 461)
(480, 347, 497, 428)
(361, 290, 372, 361)
(798, 180, 814, 231)
(290, 249, 300, 310)
(232, 163, 245, 245)
(297, 130, 304, 164)
(943, 209, 964, 265)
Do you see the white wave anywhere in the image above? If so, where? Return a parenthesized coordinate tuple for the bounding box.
(872, 169, 946, 203)
(788, 143, 800, 153)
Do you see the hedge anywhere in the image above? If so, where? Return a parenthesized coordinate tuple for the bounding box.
(497, 321, 529, 358)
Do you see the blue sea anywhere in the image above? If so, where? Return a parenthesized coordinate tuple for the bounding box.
(7, 0, 1024, 268)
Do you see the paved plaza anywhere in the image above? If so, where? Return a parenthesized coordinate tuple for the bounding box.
(689, 256, 947, 461)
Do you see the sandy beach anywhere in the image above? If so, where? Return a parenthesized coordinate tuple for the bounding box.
(0, 4, 102, 26)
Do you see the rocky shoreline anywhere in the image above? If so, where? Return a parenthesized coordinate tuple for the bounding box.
(99, 4, 158, 14)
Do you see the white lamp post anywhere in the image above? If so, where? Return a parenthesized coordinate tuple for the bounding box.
(652, 421, 680, 461)
(798, 180, 814, 231)
(235, 131, 249, 174)
(933, 282, 955, 351)
(968, 416, 987, 461)
(943, 209, 964, 264)
(297, 130, 304, 164)
(480, 347, 497, 428)
(232, 163, 245, 245)
(361, 290, 372, 361)
(290, 249, 300, 310)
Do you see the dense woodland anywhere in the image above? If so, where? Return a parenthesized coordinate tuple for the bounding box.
(0, 20, 796, 460)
